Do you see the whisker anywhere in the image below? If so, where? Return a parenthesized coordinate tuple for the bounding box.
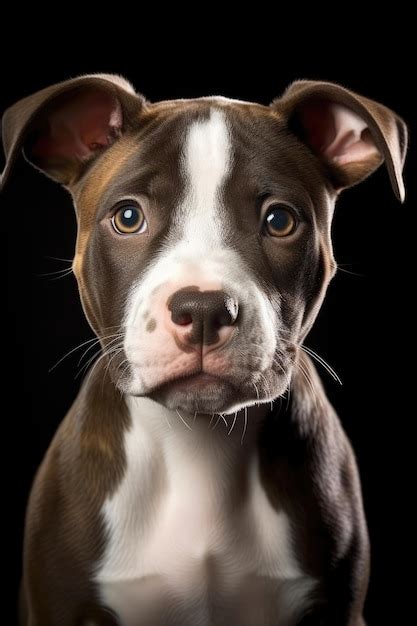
(77, 334, 123, 367)
(101, 347, 125, 391)
(45, 256, 73, 263)
(241, 406, 248, 445)
(257, 370, 272, 398)
(37, 266, 73, 278)
(175, 409, 193, 431)
(252, 381, 260, 405)
(228, 411, 238, 436)
(212, 414, 222, 430)
(76, 342, 123, 380)
(76, 338, 101, 366)
(212, 413, 228, 430)
(84, 347, 124, 387)
(49, 336, 101, 373)
(44, 269, 74, 281)
(336, 264, 364, 277)
(300, 345, 342, 385)
(279, 336, 342, 385)
(117, 358, 129, 372)
(75, 348, 103, 379)
(115, 361, 131, 392)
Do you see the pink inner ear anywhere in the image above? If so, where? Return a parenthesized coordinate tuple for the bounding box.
(300, 101, 380, 166)
(32, 89, 122, 163)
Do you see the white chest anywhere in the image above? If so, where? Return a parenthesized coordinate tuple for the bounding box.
(94, 399, 315, 625)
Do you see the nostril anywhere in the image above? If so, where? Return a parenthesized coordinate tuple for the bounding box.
(175, 313, 193, 326)
(216, 311, 235, 328)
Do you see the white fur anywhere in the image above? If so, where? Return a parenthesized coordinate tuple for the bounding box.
(179, 108, 230, 249)
(95, 397, 316, 625)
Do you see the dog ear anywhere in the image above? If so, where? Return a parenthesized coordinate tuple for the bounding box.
(1, 74, 144, 188)
(272, 81, 407, 202)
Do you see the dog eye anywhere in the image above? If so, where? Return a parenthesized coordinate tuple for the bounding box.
(111, 204, 147, 235)
(264, 205, 296, 237)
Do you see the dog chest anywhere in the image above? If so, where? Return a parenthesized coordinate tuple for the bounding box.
(94, 401, 315, 625)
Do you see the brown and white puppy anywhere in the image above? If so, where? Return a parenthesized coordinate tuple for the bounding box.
(1, 76, 407, 626)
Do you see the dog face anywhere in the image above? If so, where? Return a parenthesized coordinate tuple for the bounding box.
(75, 102, 336, 415)
(1, 76, 406, 414)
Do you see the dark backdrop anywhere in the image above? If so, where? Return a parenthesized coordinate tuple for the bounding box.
(1, 42, 414, 625)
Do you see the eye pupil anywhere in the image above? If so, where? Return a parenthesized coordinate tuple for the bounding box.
(112, 204, 146, 235)
(121, 208, 136, 225)
(267, 209, 289, 229)
(264, 205, 295, 237)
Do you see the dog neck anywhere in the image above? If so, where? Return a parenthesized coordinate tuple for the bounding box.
(126, 395, 272, 495)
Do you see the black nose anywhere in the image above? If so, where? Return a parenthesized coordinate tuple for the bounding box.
(168, 288, 239, 345)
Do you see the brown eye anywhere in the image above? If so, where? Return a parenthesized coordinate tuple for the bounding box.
(111, 204, 147, 235)
(264, 205, 296, 237)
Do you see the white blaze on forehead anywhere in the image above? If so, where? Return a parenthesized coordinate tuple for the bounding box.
(180, 109, 231, 251)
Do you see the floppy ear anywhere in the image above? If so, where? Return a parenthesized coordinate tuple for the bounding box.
(273, 81, 407, 202)
(1, 74, 144, 188)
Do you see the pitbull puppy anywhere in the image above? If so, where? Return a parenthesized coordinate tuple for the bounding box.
(1, 75, 407, 626)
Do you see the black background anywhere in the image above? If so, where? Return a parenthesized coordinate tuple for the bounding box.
(1, 38, 414, 625)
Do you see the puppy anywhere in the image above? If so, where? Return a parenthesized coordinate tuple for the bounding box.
(1, 76, 407, 625)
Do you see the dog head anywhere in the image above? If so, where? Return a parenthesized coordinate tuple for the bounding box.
(1, 75, 407, 414)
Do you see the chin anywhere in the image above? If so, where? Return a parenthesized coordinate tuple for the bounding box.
(148, 374, 239, 413)
(146, 370, 289, 414)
